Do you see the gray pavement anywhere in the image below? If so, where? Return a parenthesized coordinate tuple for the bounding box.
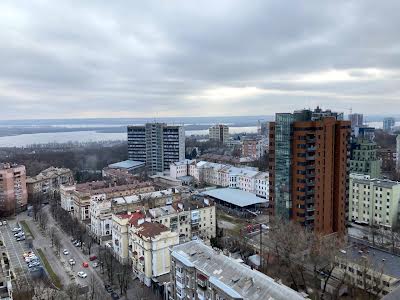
(0, 222, 31, 287)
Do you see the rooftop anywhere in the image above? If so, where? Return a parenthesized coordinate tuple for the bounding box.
(339, 243, 400, 278)
(171, 240, 306, 300)
(27, 166, 71, 183)
(202, 188, 268, 208)
(134, 221, 170, 238)
(74, 180, 153, 195)
(108, 160, 145, 170)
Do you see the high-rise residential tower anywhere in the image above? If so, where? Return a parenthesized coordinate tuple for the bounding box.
(209, 124, 229, 144)
(127, 123, 185, 174)
(396, 135, 400, 171)
(383, 117, 395, 132)
(269, 107, 350, 236)
(348, 113, 364, 129)
(0, 163, 28, 216)
(349, 138, 381, 178)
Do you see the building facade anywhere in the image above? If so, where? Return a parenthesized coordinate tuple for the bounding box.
(397, 135, 400, 171)
(127, 123, 185, 174)
(209, 124, 229, 144)
(383, 118, 396, 132)
(168, 240, 306, 300)
(349, 113, 364, 129)
(130, 221, 179, 287)
(377, 149, 397, 173)
(269, 107, 350, 235)
(349, 174, 400, 228)
(26, 167, 73, 203)
(0, 163, 28, 216)
(350, 138, 381, 179)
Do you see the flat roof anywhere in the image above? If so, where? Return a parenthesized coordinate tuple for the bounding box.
(171, 241, 306, 300)
(202, 188, 268, 207)
(108, 160, 145, 169)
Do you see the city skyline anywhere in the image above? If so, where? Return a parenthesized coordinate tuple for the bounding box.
(1, 1, 399, 119)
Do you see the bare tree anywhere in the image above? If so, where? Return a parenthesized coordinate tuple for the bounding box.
(83, 233, 94, 255)
(48, 227, 58, 247)
(38, 210, 49, 231)
(115, 260, 131, 296)
(53, 231, 62, 256)
(63, 283, 81, 300)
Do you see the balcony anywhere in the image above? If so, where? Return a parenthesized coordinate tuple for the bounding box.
(306, 155, 315, 161)
(306, 189, 315, 196)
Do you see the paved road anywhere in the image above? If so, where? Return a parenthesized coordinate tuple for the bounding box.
(41, 205, 108, 299)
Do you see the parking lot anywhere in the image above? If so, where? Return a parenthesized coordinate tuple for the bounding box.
(0, 220, 34, 287)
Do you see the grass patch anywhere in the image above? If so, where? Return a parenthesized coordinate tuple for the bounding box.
(19, 220, 34, 239)
(36, 248, 62, 289)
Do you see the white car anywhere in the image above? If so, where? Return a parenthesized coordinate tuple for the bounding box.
(12, 227, 21, 233)
(63, 249, 69, 255)
(3, 220, 7, 225)
(69, 259, 76, 265)
(92, 262, 98, 268)
(28, 261, 40, 268)
(77, 271, 87, 278)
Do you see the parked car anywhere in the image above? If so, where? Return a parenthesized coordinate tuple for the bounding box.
(12, 227, 21, 233)
(28, 261, 40, 268)
(74, 241, 82, 247)
(92, 262, 98, 268)
(63, 249, 69, 255)
(16, 236, 26, 241)
(77, 271, 87, 278)
(111, 292, 120, 300)
(104, 284, 113, 293)
(3, 220, 7, 225)
(69, 259, 76, 265)
(25, 257, 38, 263)
(0, 221, 3, 226)
(89, 255, 97, 261)
(82, 262, 89, 268)
(14, 232, 24, 237)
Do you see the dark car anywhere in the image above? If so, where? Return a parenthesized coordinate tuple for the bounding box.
(104, 284, 113, 293)
(111, 292, 120, 300)
(89, 255, 97, 261)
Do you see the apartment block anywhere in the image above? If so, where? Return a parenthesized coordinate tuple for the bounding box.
(26, 166, 73, 202)
(168, 240, 306, 300)
(350, 138, 381, 178)
(130, 220, 179, 287)
(269, 107, 350, 235)
(0, 163, 28, 216)
(127, 123, 185, 174)
(383, 117, 396, 132)
(60, 180, 155, 221)
(148, 197, 216, 243)
(349, 174, 400, 228)
(209, 124, 229, 144)
(170, 160, 269, 198)
(348, 113, 364, 129)
(377, 148, 397, 172)
(90, 188, 180, 242)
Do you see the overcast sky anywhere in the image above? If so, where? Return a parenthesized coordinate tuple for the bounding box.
(0, 1, 399, 120)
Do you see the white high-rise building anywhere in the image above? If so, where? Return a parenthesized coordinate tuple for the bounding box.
(127, 123, 185, 174)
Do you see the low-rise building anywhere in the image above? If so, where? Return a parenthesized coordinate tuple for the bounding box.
(60, 180, 155, 221)
(91, 188, 181, 242)
(168, 240, 306, 300)
(0, 163, 27, 216)
(130, 220, 179, 287)
(377, 149, 397, 172)
(112, 211, 145, 263)
(349, 174, 400, 228)
(148, 197, 216, 243)
(27, 167, 73, 202)
(334, 244, 400, 297)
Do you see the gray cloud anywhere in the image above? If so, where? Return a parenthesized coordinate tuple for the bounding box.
(0, 0, 399, 119)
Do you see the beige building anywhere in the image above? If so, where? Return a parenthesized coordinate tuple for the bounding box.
(349, 174, 400, 228)
(130, 220, 179, 287)
(209, 124, 229, 144)
(112, 211, 145, 263)
(91, 188, 180, 242)
(26, 167, 73, 202)
(169, 240, 306, 300)
(334, 245, 400, 297)
(0, 163, 27, 216)
(148, 197, 216, 243)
